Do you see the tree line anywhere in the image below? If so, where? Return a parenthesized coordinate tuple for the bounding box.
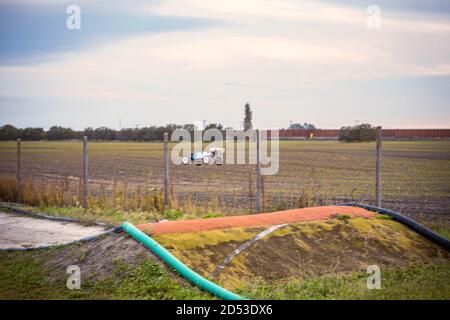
(0, 124, 227, 141)
(0, 122, 320, 141)
(0, 123, 375, 142)
(338, 124, 377, 142)
(0, 103, 248, 141)
(1, 103, 332, 141)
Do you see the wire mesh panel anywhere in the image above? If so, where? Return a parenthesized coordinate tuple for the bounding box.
(0, 142, 16, 176)
(0, 138, 449, 222)
(16, 141, 83, 207)
(169, 142, 256, 215)
(381, 141, 450, 221)
(84, 142, 165, 211)
(261, 141, 377, 211)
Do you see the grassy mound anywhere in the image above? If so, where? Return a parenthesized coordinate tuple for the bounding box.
(1, 216, 449, 300)
(153, 217, 450, 291)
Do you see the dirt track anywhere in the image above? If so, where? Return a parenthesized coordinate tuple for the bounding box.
(153, 217, 450, 288)
(0, 212, 107, 249)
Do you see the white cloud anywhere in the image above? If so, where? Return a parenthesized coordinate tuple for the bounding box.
(1, 0, 449, 128)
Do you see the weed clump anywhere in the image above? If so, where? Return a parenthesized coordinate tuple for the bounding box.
(333, 214, 351, 222)
(163, 209, 183, 220)
(202, 212, 222, 219)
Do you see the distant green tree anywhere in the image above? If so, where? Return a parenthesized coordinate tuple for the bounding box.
(204, 123, 223, 131)
(117, 128, 136, 141)
(0, 124, 21, 140)
(22, 127, 44, 140)
(46, 126, 75, 140)
(93, 127, 116, 140)
(243, 103, 252, 131)
(339, 124, 376, 142)
(83, 127, 94, 139)
(288, 122, 316, 130)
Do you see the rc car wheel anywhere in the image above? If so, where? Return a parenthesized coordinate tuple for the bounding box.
(203, 156, 210, 164)
(182, 156, 190, 165)
(215, 157, 223, 165)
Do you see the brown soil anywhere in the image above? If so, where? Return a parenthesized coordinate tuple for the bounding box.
(40, 232, 157, 283)
(138, 206, 376, 235)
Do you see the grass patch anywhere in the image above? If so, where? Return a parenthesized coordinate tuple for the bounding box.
(3, 204, 206, 226)
(0, 249, 212, 300)
(432, 227, 450, 240)
(109, 260, 212, 300)
(333, 214, 351, 222)
(237, 262, 450, 300)
(29, 205, 162, 226)
(375, 214, 393, 220)
(163, 209, 183, 221)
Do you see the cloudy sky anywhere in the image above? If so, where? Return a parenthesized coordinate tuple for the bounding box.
(0, 0, 449, 129)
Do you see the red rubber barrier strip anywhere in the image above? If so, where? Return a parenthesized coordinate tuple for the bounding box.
(137, 206, 376, 235)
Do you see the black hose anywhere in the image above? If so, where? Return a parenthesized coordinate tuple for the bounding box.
(341, 202, 450, 251)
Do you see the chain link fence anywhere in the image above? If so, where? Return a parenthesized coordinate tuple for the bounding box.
(0, 134, 449, 221)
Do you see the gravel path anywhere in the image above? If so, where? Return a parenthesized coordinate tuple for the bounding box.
(0, 212, 107, 249)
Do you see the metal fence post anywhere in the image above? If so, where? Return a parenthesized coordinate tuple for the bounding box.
(376, 126, 382, 207)
(16, 138, 22, 203)
(261, 174, 265, 212)
(163, 132, 169, 209)
(256, 129, 262, 213)
(82, 136, 88, 209)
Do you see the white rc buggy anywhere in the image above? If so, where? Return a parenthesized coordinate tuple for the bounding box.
(182, 147, 225, 166)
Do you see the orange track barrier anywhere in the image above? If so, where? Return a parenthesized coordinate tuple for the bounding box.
(137, 206, 376, 235)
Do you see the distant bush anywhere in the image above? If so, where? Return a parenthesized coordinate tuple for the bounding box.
(0, 124, 21, 140)
(288, 122, 316, 130)
(46, 126, 77, 140)
(339, 124, 377, 142)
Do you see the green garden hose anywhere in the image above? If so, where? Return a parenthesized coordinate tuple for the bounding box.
(121, 222, 247, 300)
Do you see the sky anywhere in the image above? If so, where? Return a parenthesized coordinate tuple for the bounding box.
(0, 0, 449, 130)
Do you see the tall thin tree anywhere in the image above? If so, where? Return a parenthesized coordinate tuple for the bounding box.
(243, 103, 253, 131)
